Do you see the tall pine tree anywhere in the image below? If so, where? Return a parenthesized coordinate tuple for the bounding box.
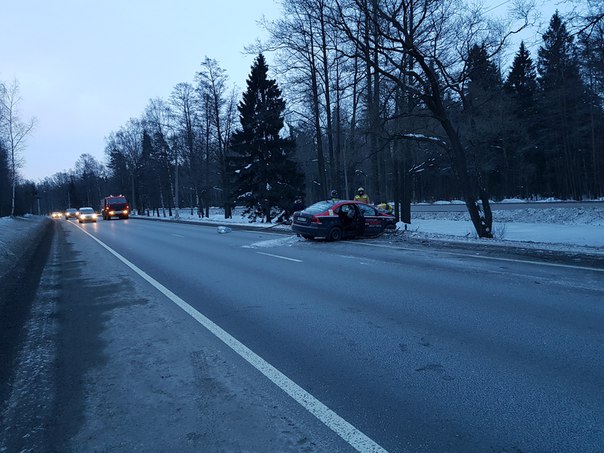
(462, 44, 505, 198)
(505, 41, 538, 114)
(230, 54, 303, 222)
(537, 11, 589, 199)
(504, 41, 540, 197)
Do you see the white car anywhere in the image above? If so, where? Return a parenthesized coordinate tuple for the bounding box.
(78, 207, 98, 223)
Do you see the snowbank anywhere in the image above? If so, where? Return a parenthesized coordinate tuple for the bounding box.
(134, 203, 603, 250)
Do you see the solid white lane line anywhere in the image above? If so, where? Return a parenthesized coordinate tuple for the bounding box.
(76, 226, 386, 453)
(255, 251, 302, 263)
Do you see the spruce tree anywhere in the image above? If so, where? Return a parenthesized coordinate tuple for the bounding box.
(462, 44, 505, 198)
(538, 12, 582, 91)
(465, 44, 502, 108)
(230, 54, 303, 222)
(504, 41, 538, 114)
(504, 42, 540, 197)
(537, 11, 589, 199)
(578, 26, 604, 198)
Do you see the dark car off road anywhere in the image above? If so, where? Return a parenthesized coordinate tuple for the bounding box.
(292, 200, 396, 241)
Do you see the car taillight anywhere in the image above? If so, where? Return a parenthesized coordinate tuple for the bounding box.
(311, 215, 322, 224)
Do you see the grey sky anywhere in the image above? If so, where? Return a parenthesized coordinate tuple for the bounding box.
(3, 0, 559, 182)
(4, 0, 279, 181)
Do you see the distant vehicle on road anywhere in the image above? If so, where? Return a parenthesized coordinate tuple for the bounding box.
(292, 200, 396, 241)
(64, 208, 78, 220)
(51, 211, 62, 219)
(100, 195, 129, 220)
(78, 207, 97, 223)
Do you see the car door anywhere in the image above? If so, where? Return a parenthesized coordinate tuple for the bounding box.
(357, 203, 383, 236)
(337, 203, 364, 237)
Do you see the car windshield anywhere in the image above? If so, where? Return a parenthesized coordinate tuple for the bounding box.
(66, 208, 76, 212)
(107, 197, 127, 204)
(80, 208, 94, 213)
(303, 201, 335, 214)
(357, 203, 378, 216)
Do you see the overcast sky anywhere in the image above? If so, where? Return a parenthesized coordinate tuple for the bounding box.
(3, 0, 559, 182)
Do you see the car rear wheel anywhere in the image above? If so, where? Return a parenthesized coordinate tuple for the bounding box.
(327, 227, 343, 242)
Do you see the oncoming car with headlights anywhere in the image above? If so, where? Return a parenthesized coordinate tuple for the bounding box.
(64, 208, 78, 219)
(291, 200, 396, 241)
(77, 207, 98, 223)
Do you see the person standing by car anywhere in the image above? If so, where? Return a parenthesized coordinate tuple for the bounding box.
(354, 187, 371, 204)
(329, 189, 340, 202)
(280, 195, 306, 224)
(292, 195, 305, 213)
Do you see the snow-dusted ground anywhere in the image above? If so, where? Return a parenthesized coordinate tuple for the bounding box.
(409, 205, 604, 248)
(0, 202, 601, 258)
(135, 202, 604, 252)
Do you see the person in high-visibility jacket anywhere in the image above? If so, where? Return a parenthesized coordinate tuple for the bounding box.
(354, 187, 371, 204)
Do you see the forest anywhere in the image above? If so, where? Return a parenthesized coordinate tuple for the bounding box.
(1, 1, 603, 237)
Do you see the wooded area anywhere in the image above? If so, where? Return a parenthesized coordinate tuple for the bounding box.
(2, 1, 603, 237)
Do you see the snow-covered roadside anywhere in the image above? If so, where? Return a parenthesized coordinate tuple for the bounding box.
(133, 204, 603, 251)
(0, 215, 50, 279)
(2, 201, 599, 258)
(408, 206, 604, 248)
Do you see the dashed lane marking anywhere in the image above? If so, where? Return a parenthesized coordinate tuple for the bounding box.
(255, 251, 302, 262)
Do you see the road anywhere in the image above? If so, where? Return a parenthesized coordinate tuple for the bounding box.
(4, 218, 604, 452)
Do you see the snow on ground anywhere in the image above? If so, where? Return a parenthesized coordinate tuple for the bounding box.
(409, 205, 604, 247)
(138, 202, 604, 251)
(1, 202, 600, 255)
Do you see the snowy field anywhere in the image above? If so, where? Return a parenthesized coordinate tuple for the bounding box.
(135, 201, 604, 251)
(409, 204, 604, 248)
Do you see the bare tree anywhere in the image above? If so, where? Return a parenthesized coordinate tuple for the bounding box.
(263, 0, 331, 199)
(106, 119, 144, 212)
(196, 57, 237, 218)
(170, 82, 203, 214)
(330, 0, 533, 237)
(0, 80, 36, 216)
(566, 0, 604, 36)
(74, 153, 105, 207)
(143, 98, 179, 213)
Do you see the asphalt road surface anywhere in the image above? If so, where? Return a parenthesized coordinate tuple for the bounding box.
(3, 218, 603, 452)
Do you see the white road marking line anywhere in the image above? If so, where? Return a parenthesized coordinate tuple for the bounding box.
(255, 251, 302, 262)
(354, 240, 604, 272)
(75, 226, 385, 453)
(171, 233, 185, 238)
